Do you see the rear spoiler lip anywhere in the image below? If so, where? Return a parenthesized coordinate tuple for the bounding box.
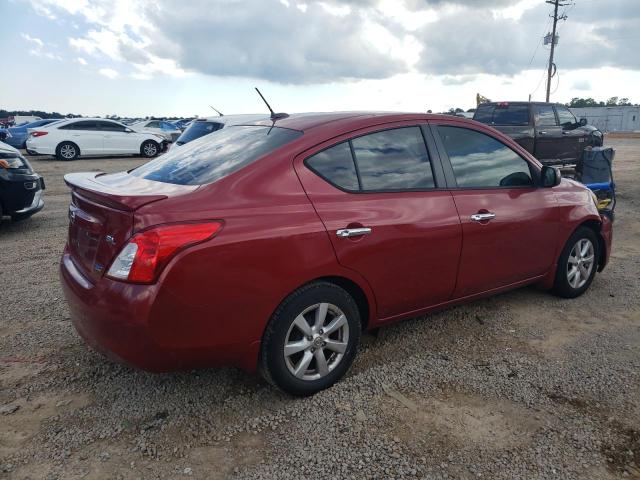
(64, 171, 195, 211)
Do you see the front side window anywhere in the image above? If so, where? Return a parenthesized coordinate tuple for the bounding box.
(306, 142, 359, 191)
(533, 105, 557, 126)
(555, 106, 576, 128)
(437, 126, 533, 188)
(146, 121, 161, 128)
(351, 127, 435, 191)
(131, 125, 302, 185)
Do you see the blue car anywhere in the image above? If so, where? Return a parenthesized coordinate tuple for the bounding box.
(0, 119, 63, 149)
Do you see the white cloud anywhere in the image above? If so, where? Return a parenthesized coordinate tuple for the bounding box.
(21, 32, 62, 60)
(76, 57, 88, 65)
(98, 67, 119, 79)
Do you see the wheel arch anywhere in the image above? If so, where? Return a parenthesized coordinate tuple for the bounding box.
(577, 218, 607, 272)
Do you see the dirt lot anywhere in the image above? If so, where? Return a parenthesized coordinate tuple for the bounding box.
(1, 138, 638, 479)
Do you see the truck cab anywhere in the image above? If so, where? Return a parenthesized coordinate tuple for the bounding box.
(473, 101, 603, 165)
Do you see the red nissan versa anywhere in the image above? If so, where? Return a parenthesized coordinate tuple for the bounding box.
(60, 113, 612, 395)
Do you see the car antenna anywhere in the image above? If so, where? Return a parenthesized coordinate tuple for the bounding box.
(255, 87, 289, 121)
(209, 106, 224, 117)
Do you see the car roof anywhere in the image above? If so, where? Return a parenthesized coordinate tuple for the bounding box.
(479, 101, 564, 106)
(236, 112, 453, 132)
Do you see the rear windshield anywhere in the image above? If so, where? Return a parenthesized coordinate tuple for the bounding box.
(473, 104, 530, 126)
(131, 125, 302, 185)
(176, 121, 223, 145)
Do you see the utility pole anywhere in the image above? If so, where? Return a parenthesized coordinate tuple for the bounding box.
(545, 0, 569, 102)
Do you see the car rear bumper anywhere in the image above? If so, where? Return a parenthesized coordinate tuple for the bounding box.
(60, 249, 250, 372)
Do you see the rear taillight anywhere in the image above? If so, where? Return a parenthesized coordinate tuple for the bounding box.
(31, 131, 48, 137)
(106, 222, 222, 283)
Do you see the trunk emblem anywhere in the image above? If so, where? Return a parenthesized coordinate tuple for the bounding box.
(105, 235, 116, 245)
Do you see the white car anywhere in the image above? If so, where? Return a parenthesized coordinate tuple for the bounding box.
(26, 118, 165, 160)
(131, 120, 181, 143)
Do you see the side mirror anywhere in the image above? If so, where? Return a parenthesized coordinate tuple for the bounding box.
(579, 118, 587, 126)
(541, 165, 561, 188)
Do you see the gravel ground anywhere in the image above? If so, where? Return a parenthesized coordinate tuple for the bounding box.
(1, 138, 638, 480)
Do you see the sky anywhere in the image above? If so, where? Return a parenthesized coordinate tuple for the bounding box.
(0, 0, 638, 117)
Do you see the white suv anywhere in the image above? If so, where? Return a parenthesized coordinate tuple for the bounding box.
(26, 118, 165, 160)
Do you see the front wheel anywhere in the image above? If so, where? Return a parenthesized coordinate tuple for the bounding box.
(552, 227, 599, 298)
(140, 140, 160, 158)
(260, 282, 361, 396)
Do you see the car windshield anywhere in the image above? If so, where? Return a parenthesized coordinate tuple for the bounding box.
(474, 104, 529, 126)
(176, 121, 223, 145)
(131, 125, 303, 185)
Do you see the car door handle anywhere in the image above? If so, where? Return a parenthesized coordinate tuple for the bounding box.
(336, 227, 372, 238)
(470, 212, 496, 222)
(539, 131, 548, 135)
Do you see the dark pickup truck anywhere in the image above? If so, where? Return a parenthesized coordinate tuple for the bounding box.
(473, 101, 603, 165)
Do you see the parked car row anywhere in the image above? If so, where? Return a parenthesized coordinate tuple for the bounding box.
(25, 118, 167, 160)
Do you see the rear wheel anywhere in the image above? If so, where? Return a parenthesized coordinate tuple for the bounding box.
(141, 140, 159, 158)
(56, 142, 79, 160)
(552, 227, 599, 298)
(260, 282, 361, 396)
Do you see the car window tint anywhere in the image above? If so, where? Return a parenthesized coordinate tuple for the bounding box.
(98, 121, 126, 132)
(438, 126, 533, 188)
(351, 127, 435, 191)
(306, 142, 359, 190)
(131, 126, 302, 186)
(175, 121, 224, 144)
(147, 121, 160, 128)
(69, 121, 99, 131)
(533, 105, 557, 126)
(491, 105, 529, 125)
(473, 105, 494, 123)
(555, 106, 576, 128)
(474, 105, 529, 125)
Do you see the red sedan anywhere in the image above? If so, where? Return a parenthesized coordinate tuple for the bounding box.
(60, 113, 612, 395)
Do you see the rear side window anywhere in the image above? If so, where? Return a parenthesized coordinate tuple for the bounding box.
(131, 125, 302, 185)
(61, 121, 99, 131)
(351, 127, 435, 191)
(306, 142, 359, 191)
(473, 104, 529, 125)
(97, 121, 126, 132)
(437, 126, 533, 188)
(533, 105, 557, 126)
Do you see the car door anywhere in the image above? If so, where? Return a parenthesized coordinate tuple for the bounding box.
(294, 123, 462, 320)
(431, 121, 560, 298)
(555, 105, 583, 162)
(65, 121, 104, 154)
(99, 121, 138, 154)
(532, 104, 562, 162)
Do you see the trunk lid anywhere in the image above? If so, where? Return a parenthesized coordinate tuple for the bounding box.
(64, 171, 197, 281)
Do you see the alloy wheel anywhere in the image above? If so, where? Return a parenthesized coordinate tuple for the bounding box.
(144, 143, 157, 156)
(567, 238, 595, 289)
(283, 302, 349, 381)
(60, 144, 76, 159)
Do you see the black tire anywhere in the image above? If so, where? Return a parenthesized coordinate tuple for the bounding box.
(56, 141, 79, 161)
(260, 281, 361, 396)
(552, 226, 599, 298)
(140, 140, 160, 158)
